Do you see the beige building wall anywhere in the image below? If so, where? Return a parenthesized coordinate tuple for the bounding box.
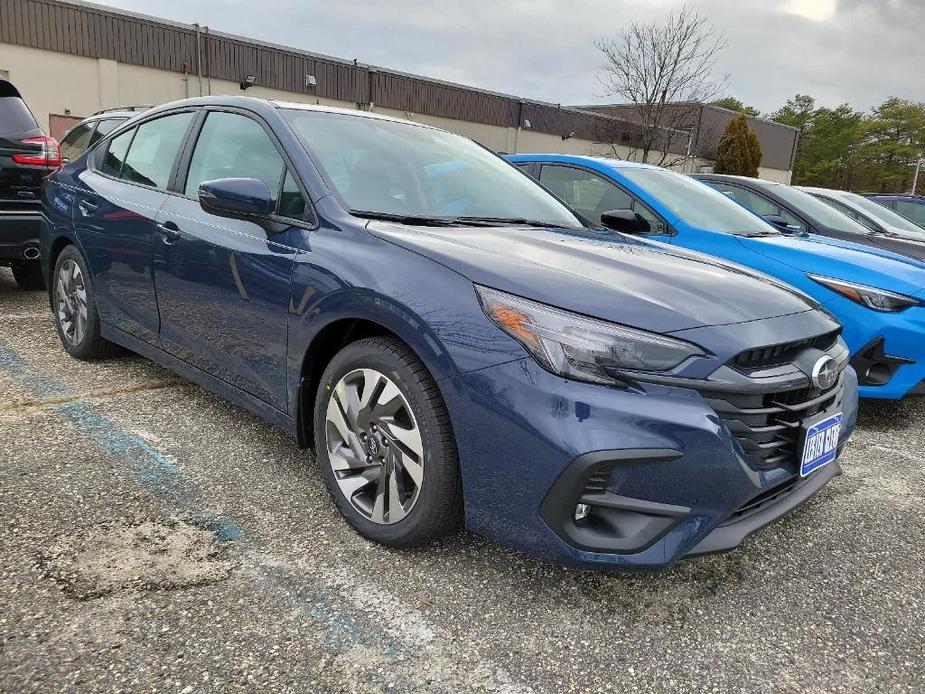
(1, 43, 793, 181)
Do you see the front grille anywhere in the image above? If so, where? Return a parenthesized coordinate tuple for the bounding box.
(700, 374, 843, 470)
(732, 330, 840, 370)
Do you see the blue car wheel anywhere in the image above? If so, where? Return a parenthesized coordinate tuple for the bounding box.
(314, 336, 464, 546)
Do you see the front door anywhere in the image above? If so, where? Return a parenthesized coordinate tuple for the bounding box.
(153, 109, 308, 412)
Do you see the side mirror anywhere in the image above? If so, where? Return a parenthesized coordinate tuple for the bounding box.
(199, 178, 274, 220)
(763, 214, 792, 231)
(600, 209, 651, 234)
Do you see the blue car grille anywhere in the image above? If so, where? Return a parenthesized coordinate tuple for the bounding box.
(700, 373, 844, 470)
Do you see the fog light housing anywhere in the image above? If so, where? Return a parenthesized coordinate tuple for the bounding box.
(574, 503, 591, 522)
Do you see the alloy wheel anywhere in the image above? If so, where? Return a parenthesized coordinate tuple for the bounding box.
(325, 368, 425, 525)
(56, 259, 88, 346)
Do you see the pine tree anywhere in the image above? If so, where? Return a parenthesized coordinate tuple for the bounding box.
(714, 114, 763, 177)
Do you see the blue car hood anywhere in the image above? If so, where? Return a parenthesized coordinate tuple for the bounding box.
(369, 222, 815, 334)
(739, 233, 925, 296)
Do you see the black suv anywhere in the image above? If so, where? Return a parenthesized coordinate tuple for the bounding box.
(0, 79, 60, 289)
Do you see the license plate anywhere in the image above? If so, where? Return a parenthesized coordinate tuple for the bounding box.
(800, 412, 843, 477)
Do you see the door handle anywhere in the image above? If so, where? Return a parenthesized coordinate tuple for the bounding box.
(77, 199, 98, 216)
(156, 221, 182, 243)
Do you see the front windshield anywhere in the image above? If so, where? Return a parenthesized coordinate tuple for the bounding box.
(842, 191, 925, 234)
(771, 184, 872, 234)
(618, 168, 778, 235)
(282, 109, 583, 228)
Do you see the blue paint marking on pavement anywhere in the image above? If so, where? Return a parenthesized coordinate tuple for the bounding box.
(253, 566, 407, 659)
(0, 344, 242, 542)
(0, 343, 421, 676)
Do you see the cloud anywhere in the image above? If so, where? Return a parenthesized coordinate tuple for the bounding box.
(91, 0, 924, 114)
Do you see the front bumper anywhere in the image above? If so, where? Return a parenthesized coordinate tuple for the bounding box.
(440, 358, 858, 571)
(0, 209, 42, 262)
(828, 296, 925, 400)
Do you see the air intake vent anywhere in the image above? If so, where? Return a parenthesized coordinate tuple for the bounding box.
(732, 330, 840, 370)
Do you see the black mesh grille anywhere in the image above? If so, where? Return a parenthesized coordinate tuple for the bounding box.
(731, 330, 840, 370)
(700, 375, 843, 470)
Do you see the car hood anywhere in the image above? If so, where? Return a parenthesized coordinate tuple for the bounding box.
(738, 233, 925, 295)
(369, 222, 816, 334)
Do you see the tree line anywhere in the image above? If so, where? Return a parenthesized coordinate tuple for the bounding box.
(594, 3, 923, 194)
(713, 95, 925, 194)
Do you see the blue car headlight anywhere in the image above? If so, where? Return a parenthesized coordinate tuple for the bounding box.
(808, 274, 922, 312)
(475, 285, 705, 384)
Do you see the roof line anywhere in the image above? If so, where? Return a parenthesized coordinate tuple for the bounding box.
(570, 102, 801, 133)
(51, 0, 651, 127)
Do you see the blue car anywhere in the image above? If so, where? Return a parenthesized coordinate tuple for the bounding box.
(508, 155, 925, 400)
(41, 97, 856, 570)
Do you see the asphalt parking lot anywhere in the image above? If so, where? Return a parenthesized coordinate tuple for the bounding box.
(0, 267, 922, 693)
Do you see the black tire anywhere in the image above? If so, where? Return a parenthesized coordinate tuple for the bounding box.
(51, 245, 121, 360)
(314, 336, 463, 547)
(11, 260, 45, 290)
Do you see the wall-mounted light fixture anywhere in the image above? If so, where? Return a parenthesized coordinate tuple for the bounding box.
(240, 74, 257, 90)
(522, 119, 532, 129)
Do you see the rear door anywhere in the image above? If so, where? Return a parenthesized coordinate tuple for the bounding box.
(153, 108, 306, 412)
(73, 110, 197, 344)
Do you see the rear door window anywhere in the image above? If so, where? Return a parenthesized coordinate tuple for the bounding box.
(89, 118, 123, 146)
(896, 200, 925, 226)
(59, 123, 94, 162)
(98, 128, 134, 178)
(120, 112, 195, 191)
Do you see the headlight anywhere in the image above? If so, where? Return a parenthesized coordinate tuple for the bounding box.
(808, 274, 921, 312)
(476, 285, 705, 384)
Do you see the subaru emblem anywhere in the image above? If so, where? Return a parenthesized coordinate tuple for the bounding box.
(811, 355, 838, 391)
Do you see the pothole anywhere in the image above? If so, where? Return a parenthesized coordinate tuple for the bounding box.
(41, 519, 232, 599)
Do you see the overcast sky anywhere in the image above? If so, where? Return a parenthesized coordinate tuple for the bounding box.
(93, 0, 923, 115)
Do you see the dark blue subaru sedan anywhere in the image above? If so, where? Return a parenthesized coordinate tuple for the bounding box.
(41, 96, 857, 570)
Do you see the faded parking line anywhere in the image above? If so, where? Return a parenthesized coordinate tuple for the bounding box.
(0, 339, 536, 692)
(0, 343, 241, 540)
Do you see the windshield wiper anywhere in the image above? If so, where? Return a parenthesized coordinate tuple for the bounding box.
(451, 216, 564, 228)
(351, 210, 462, 226)
(353, 211, 565, 228)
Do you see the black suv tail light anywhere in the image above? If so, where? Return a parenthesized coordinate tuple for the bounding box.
(12, 136, 62, 167)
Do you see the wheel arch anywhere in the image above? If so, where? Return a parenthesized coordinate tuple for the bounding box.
(45, 232, 83, 292)
(293, 309, 457, 452)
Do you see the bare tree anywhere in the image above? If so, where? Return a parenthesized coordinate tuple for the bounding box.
(594, 4, 727, 166)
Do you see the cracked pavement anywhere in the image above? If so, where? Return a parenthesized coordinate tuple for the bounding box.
(0, 267, 923, 693)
